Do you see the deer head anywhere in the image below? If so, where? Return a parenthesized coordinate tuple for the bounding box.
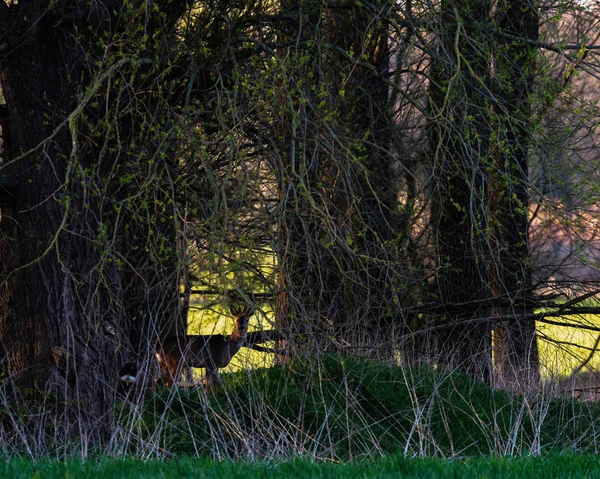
(229, 304, 254, 344)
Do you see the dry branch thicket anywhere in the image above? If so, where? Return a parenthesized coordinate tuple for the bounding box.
(0, 0, 599, 455)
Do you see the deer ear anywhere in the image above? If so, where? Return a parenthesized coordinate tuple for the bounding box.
(243, 305, 253, 317)
(230, 305, 240, 316)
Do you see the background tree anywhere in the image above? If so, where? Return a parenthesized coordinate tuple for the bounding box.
(425, 0, 493, 381)
(490, 0, 541, 389)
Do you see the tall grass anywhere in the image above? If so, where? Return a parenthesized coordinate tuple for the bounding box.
(110, 355, 600, 460)
(2, 354, 600, 460)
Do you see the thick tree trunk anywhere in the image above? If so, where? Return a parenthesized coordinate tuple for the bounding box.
(0, 4, 122, 441)
(491, 0, 540, 390)
(327, 2, 401, 358)
(0, 0, 189, 444)
(275, 1, 403, 359)
(274, 0, 329, 356)
(427, 0, 493, 382)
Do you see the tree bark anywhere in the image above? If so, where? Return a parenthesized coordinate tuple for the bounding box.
(491, 0, 540, 390)
(0, 0, 189, 444)
(326, 1, 402, 358)
(274, 0, 329, 356)
(0, 7, 121, 439)
(427, 0, 493, 382)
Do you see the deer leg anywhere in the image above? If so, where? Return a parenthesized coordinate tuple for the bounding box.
(183, 365, 195, 386)
(157, 353, 175, 387)
(203, 365, 220, 393)
(161, 367, 173, 387)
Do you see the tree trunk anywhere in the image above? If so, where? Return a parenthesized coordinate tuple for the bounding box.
(427, 0, 493, 382)
(0, 0, 189, 444)
(491, 0, 540, 390)
(326, 2, 402, 358)
(274, 1, 405, 359)
(274, 0, 331, 356)
(0, 4, 122, 443)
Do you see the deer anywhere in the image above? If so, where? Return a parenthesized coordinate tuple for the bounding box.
(156, 305, 254, 390)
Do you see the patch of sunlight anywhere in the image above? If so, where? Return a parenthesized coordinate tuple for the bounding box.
(537, 314, 600, 378)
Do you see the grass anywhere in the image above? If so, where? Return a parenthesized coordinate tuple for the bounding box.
(128, 354, 600, 460)
(5, 455, 600, 478)
(4, 348, 600, 461)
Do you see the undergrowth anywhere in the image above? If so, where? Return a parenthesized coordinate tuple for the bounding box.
(1, 355, 599, 459)
(121, 355, 600, 460)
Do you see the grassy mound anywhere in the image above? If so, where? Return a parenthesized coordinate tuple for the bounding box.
(130, 355, 600, 459)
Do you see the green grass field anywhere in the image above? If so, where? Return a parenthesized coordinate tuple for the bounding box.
(5, 455, 600, 478)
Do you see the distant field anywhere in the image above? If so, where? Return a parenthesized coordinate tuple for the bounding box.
(188, 303, 600, 379)
(5, 455, 600, 479)
(537, 311, 600, 378)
